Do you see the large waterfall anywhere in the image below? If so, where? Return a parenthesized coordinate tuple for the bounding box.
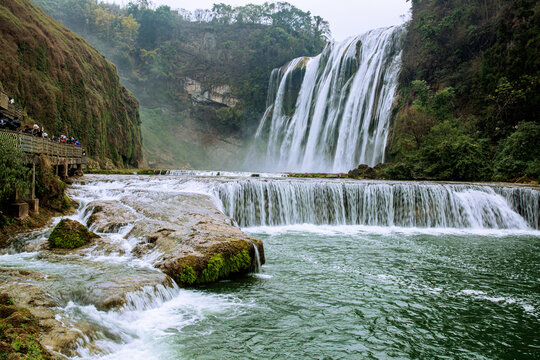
(217, 179, 540, 229)
(250, 26, 405, 173)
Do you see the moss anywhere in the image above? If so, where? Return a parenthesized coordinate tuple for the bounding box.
(0, 293, 52, 360)
(199, 253, 225, 284)
(219, 248, 251, 278)
(194, 248, 252, 285)
(177, 266, 197, 286)
(48, 219, 97, 249)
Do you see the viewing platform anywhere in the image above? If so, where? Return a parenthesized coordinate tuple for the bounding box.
(0, 129, 86, 171)
(1, 129, 87, 219)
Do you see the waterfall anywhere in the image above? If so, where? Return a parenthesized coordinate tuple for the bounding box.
(249, 26, 405, 173)
(217, 179, 539, 230)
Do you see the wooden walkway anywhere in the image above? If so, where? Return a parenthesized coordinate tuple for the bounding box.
(0, 129, 86, 167)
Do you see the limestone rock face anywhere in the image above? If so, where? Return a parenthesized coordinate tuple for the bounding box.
(48, 219, 99, 249)
(183, 77, 239, 107)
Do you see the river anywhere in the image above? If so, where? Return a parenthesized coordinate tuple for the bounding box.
(1, 173, 539, 359)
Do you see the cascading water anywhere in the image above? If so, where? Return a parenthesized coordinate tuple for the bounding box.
(217, 179, 540, 229)
(249, 26, 405, 172)
(2, 174, 539, 359)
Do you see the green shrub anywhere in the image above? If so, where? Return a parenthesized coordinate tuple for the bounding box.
(415, 120, 492, 181)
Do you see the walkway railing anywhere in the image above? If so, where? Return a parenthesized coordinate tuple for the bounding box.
(0, 130, 84, 159)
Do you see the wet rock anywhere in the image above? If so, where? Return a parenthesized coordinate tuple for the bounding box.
(48, 219, 99, 249)
(0, 269, 83, 357)
(123, 192, 265, 286)
(83, 271, 174, 310)
(0, 292, 54, 360)
(85, 201, 137, 233)
(0, 264, 177, 357)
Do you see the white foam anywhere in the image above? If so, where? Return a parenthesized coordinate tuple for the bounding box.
(243, 224, 540, 237)
(457, 289, 537, 317)
(67, 289, 248, 360)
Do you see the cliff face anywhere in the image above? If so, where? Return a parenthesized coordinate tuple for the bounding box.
(0, 0, 142, 167)
(30, 1, 327, 169)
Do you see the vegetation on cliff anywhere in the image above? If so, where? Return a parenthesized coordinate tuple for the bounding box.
(388, 0, 539, 182)
(0, 0, 142, 167)
(32, 0, 328, 168)
(0, 139, 30, 205)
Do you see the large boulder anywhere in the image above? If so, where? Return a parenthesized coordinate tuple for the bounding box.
(120, 192, 265, 286)
(48, 219, 99, 249)
(72, 189, 265, 287)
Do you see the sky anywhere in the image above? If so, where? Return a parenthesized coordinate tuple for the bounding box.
(110, 0, 411, 41)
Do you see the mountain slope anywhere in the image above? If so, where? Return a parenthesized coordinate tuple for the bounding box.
(386, 0, 539, 181)
(0, 0, 142, 166)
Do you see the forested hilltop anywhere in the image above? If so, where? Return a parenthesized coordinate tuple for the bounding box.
(33, 0, 328, 168)
(0, 0, 141, 167)
(387, 0, 539, 182)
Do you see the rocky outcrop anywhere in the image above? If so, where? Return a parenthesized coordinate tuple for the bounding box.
(347, 164, 380, 179)
(183, 77, 239, 107)
(48, 219, 99, 249)
(0, 292, 54, 360)
(0, 269, 84, 357)
(89, 192, 265, 286)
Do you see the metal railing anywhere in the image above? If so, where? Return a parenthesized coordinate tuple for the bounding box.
(0, 130, 84, 159)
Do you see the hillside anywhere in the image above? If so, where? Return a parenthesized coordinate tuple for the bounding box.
(386, 0, 539, 181)
(0, 0, 142, 167)
(32, 0, 328, 169)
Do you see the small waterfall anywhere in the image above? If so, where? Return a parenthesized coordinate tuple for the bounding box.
(217, 180, 539, 230)
(249, 26, 405, 173)
(250, 241, 262, 272)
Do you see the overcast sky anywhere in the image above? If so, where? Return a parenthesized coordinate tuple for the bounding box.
(110, 0, 411, 41)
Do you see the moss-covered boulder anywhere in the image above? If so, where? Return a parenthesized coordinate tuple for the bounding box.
(118, 192, 264, 287)
(48, 219, 99, 249)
